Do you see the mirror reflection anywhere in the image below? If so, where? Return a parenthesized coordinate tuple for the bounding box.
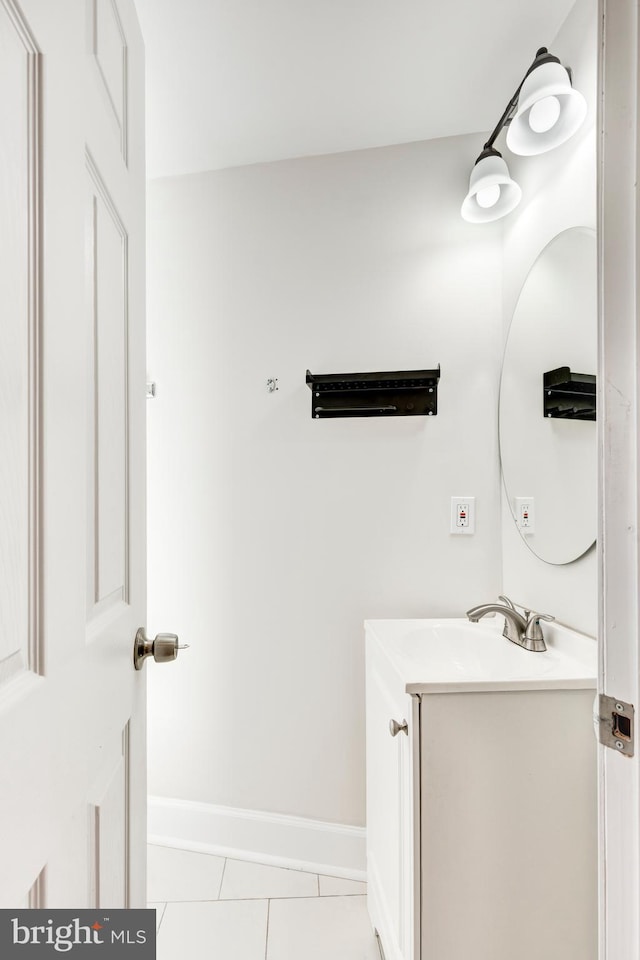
(499, 226, 597, 565)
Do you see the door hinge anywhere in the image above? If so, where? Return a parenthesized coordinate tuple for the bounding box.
(597, 695, 634, 757)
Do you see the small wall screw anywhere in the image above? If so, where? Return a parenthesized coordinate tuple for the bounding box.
(615, 703, 624, 712)
(615, 740, 625, 750)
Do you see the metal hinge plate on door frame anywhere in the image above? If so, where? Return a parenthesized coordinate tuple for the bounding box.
(597, 695, 635, 757)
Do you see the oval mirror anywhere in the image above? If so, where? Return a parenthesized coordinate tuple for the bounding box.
(499, 226, 597, 565)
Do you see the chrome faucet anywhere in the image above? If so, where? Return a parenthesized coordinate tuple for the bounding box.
(465, 595, 554, 652)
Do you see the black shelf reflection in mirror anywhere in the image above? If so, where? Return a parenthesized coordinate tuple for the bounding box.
(543, 366, 596, 421)
(306, 367, 440, 419)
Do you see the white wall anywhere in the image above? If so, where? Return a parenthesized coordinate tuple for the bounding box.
(146, 135, 503, 831)
(500, 0, 597, 636)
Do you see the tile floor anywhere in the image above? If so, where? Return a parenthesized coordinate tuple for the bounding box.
(148, 844, 380, 960)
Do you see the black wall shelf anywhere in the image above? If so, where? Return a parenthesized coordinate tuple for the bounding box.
(543, 366, 596, 421)
(306, 367, 440, 419)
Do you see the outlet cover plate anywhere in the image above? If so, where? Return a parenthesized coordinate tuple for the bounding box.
(451, 496, 475, 535)
(514, 496, 535, 534)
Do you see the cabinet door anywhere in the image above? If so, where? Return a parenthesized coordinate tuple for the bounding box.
(366, 660, 417, 960)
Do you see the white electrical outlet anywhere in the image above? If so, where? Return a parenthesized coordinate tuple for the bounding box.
(451, 497, 475, 535)
(515, 497, 535, 533)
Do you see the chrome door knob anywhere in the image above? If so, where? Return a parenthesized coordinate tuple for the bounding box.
(389, 718, 408, 737)
(134, 628, 190, 670)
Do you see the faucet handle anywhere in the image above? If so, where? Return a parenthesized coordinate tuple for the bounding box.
(497, 595, 516, 610)
(524, 611, 555, 639)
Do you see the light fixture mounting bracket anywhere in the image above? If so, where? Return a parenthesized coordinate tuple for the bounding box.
(474, 146, 502, 166)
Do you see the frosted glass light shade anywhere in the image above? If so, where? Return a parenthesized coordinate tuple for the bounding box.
(461, 153, 522, 223)
(506, 61, 587, 156)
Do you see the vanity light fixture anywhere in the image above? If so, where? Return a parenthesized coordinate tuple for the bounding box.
(461, 47, 587, 223)
(460, 147, 522, 224)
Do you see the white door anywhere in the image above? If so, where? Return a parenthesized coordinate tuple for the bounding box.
(599, 1, 640, 958)
(0, 0, 148, 906)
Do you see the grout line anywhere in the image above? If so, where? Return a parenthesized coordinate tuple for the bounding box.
(216, 858, 228, 900)
(157, 892, 368, 904)
(156, 903, 167, 937)
(212, 852, 365, 882)
(319, 872, 367, 883)
(223, 854, 330, 876)
(264, 900, 271, 960)
(148, 844, 366, 884)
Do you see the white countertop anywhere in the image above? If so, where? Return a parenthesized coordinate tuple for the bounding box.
(365, 617, 597, 694)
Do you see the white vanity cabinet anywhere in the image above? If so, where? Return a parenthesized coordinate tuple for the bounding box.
(365, 618, 598, 960)
(365, 638, 420, 960)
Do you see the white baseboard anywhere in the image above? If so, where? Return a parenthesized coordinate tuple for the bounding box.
(148, 795, 367, 882)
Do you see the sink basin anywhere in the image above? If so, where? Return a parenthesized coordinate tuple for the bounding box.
(394, 621, 560, 676)
(365, 617, 597, 693)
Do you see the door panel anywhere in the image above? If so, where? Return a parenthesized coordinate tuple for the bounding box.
(89, 0, 128, 161)
(0, 0, 146, 908)
(90, 724, 129, 908)
(0, 0, 40, 682)
(86, 156, 130, 617)
(366, 646, 417, 960)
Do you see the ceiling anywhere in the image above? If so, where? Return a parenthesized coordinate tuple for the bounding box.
(133, 0, 577, 181)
